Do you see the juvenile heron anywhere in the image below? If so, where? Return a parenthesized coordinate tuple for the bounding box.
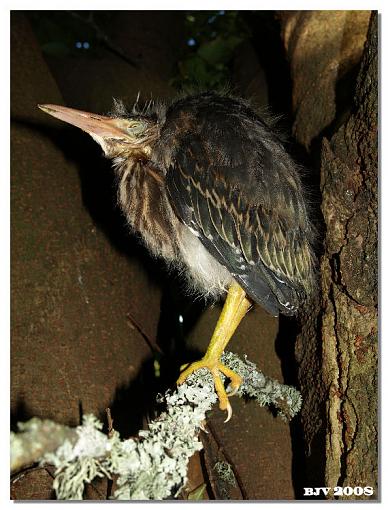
(39, 92, 315, 421)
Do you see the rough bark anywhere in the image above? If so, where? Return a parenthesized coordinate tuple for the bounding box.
(278, 10, 371, 150)
(295, 12, 378, 498)
(320, 12, 378, 496)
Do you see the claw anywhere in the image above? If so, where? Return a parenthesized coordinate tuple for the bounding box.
(224, 401, 233, 423)
(227, 385, 239, 397)
(199, 420, 209, 433)
(176, 282, 251, 422)
(178, 358, 242, 421)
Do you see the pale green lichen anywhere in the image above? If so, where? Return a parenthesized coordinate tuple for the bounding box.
(221, 351, 302, 420)
(13, 351, 302, 500)
(214, 461, 237, 486)
(10, 432, 23, 464)
(40, 371, 218, 500)
(109, 367, 218, 500)
(213, 460, 237, 499)
(11, 418, 78, 472)
(42, 415, 113, 500)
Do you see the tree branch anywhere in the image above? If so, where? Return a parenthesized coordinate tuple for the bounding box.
(10, 351, 302, 500)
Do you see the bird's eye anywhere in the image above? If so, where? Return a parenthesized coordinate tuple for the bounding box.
(127, 120, 146, 136)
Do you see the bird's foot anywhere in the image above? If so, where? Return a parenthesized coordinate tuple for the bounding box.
(177, 357, 242, 423)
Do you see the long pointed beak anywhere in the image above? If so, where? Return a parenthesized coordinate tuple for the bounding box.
(38, 104, 126, 139)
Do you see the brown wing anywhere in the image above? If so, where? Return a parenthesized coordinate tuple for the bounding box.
(166, 145, 315, 316)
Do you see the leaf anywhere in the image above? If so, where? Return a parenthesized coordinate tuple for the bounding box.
(172, 11, 250, 90)
(178, 56, 209, 82)
(41, 41, 71, 57)
(197, 36, 243, 65)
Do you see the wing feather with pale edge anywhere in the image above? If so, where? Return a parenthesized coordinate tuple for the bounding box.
(166, 147, 312, 316)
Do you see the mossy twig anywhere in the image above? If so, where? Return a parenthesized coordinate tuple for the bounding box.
(10, 351, 302, 500)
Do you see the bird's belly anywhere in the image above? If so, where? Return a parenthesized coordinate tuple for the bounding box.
(178, 226, 233, 299)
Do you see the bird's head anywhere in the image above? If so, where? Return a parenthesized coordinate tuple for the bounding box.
(38, 104, 159, 159)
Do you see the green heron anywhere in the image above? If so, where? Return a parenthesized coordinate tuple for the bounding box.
(38, 92, 315, 422)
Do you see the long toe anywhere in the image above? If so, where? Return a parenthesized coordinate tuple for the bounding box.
(218, 362, 242, 396)
(177, 358, 242, 421)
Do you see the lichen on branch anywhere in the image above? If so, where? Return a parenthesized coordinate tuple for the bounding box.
(11, 351, 302, 500)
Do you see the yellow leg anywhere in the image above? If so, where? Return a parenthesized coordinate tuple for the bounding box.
(177, 281, 252, 422)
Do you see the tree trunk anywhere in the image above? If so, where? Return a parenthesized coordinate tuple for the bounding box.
(296, 12, 378, 498)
